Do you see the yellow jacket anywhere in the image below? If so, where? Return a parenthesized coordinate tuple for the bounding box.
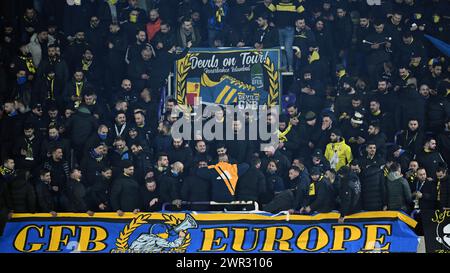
(324, 139, 353, 171)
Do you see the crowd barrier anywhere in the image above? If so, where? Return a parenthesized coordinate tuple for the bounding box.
(0, 210, 418, 253)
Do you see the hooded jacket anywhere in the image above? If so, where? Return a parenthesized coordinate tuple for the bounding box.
(26, 33, 56, 67)
(325, 138, 353, 171)
(385, 172, 412, 211)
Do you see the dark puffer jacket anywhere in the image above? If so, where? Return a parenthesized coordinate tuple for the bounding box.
(7, 175, 36, 213)
(360, 166, 386, 211)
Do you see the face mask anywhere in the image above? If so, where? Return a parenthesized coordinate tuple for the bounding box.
(130, 14, 137, 23)
(17, 76, 27, 85)
(98, 133, 108, 140)
(172, 170, 179, 177)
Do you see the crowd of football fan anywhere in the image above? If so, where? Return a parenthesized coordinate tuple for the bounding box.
(0, 0, 449, 236)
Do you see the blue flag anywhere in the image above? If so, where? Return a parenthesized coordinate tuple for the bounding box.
(424, 34, 450, 57)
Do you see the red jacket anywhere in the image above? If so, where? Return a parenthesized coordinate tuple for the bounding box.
(146, 19, 161, 42)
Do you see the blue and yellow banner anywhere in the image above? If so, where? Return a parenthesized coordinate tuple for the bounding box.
(175, 48, 281, 109)
(0, 211, 418, 253)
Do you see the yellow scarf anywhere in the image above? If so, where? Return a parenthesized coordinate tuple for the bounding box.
(208, 162, 239, 196)
(216, 7, 225, 23)
(19, 55, 36, 74)
(76, 82, 83, 97)
(82, 59, 92, 71)
(309, 176, 323, 196)
(277, 123, 292, 143)
(47, 76, 55, 99)
(308, 51, 320, 64)
(437, 178, 441, 201)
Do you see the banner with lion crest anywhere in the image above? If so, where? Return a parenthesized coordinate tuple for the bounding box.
(0, 211, 419, 253)
(175, 48, 281, 109)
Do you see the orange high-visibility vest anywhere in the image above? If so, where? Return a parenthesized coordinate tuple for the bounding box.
(208, 162, 239, 196)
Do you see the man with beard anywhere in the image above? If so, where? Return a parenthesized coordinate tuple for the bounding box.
(36, 44, 69, 85)
(353, 12, 371, 78)
(359, 142, 386, 170)
(363, 19, 392, 89)
(253, 13, 279, 49)
(333, 5, 353, 68)
(415, 137, 446, 179)
(367, 98, 395, 141)
(367, 121, 387, 159)
(25, 103, 47, 138)
(297, 111, 320, 158)
(85, 15, 105, 58)
(325, 129, 353, 172)
(396, 118, 425, 157)
(176, 17, 202, 48)
(292, 17, 316, 70)
(128, 48, 154, 91)
(133, 110, 154, 147)
(146, 9, 161, 43)
(110, 137, 133, 170)
(104, 23, 127, 96)
(312, 17, 334, 78)
(34, 68, 65, 110)
(369, 79, 397, 116)
(27, 28, 55, 67)
(86, 166, 112, 213)
(342, 112, 367, 155)
(130, 141, 152, 185)
(63, 70, 92, 109)
(109, 111, 130, 140)
(13, 123, 41, 172)
(116, 79, 139, 108)
(154, 153, 170, 179)
(335, 78, 357, 124)
(35, 169, 59, 216)
(65, 30, 89, 73)
(295, 69, 325, 115)
(111, 160, 140, 216)
(42, 147, 70, 191)
(167, 138, 193, 171)
(126, 30, 152, 65)
(81, 141, 109, 188)
(152, 21, 177, 52)
(40, 126, 71, 163)
(75, 48, 103, 90)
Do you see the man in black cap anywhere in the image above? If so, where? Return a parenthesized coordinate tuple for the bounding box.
(299, 166, 334, 214)
(306, 149, 330, 174)
(298, 111, 321, 158)
(25, 103, 47, 138)
(342, 111, 367, 155)
(389, 144, 411, 172)
(110, 160, 140, 216)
